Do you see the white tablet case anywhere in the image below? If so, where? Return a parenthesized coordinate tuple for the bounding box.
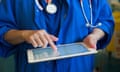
(27, 43, 97, 63)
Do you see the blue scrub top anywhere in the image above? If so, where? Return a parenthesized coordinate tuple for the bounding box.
(0, 0, 114, 72)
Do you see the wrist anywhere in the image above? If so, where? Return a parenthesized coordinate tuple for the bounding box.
(91, 28, 105, 40)
(20, 30, 26, 42)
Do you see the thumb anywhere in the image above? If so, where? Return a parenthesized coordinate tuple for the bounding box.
(87, 41, 96, 49)
(83, 36, 97, 49)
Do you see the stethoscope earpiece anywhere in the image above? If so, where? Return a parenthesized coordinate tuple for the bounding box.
(86, 23, 91, 27)
(98, 22, 102, 26)
(86, 22, 102, 28)
(81, 0, 102, 28)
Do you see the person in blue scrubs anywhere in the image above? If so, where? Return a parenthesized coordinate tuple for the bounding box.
(0, 0, 114, 72)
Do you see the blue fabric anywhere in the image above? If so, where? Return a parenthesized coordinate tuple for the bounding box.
(0, 0, 114, 72)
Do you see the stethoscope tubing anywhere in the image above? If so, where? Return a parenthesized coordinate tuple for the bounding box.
(80, 0, 93, 27)
(35, 0, 102, 28)
(35, 0, 43, 10)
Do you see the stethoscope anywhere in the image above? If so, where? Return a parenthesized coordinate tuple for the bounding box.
(35, 0, 57, 14)
(80, 0, 102, 28)
(35, 0, 102, 28)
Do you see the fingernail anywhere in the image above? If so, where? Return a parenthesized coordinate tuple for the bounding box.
(53, 47, 58, 51)
(34, 46, 37, 48)
(38, 45, 42, 48)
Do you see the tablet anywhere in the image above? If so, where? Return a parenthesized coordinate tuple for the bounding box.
(27, 42, 97, 63)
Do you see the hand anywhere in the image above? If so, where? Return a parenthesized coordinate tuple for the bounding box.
(83, 28, 105, 49)
(21, 30, 58, 50)
(83, 34, 98, 49)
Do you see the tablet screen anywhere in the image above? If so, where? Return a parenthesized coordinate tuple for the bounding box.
(27, 43, 97, 63)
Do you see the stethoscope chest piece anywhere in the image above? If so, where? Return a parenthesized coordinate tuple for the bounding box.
(35, 0, 57, 14)
(46, 3, 57, 14)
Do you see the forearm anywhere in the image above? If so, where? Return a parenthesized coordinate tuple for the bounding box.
(4, 30, 25, 45)
(4, 29, 58, 50)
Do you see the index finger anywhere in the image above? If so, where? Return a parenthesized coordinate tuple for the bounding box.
(44, 33, 57, 51)
(49, 41, 58, 51)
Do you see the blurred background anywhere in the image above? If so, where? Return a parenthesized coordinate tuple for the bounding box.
(0, 0, 120, 72)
